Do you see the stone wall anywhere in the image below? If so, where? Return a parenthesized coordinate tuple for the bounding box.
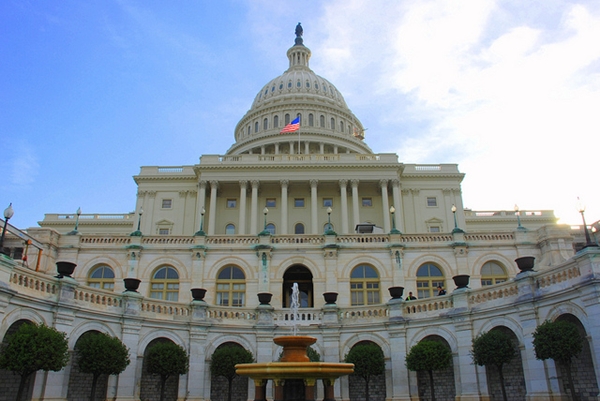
(348, 373, 386, 401)
(416, 364, 456, 401)
(210, 375, 249, 401)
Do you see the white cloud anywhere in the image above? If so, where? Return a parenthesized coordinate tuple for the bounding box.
(292, 0, 600, 224)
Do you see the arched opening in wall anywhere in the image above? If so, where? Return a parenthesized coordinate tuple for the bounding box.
(416, 335, 455, 401)
(87, 265, 115, 290)
(0, 319, 35, 401)
(209, 342, 250, 401)
(282, 265, 313, 308)
(554, 314, 599, 400)
(416, 263, 445, 299)
(149, 266, 180, 301)
(483, 326, 526, 401)
(347, 341, 386, 401)
(350, 265, 381, 306)
(67, 330, 109, 401)
(274, 115, 279, 128)
(294, 223, 305, 234)
(140, 338, 180, 401)
(480, 261, 508, 286)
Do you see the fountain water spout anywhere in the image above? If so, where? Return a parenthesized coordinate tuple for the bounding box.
(291, 282, 300, 336)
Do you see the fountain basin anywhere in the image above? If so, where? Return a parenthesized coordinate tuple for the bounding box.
(274, 335, 316, 362)
(236, 361, 354, 380)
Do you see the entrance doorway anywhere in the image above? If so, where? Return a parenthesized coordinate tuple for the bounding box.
(282, 265, 313, 307)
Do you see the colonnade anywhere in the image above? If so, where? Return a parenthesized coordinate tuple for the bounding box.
(196, 179, 404, 236)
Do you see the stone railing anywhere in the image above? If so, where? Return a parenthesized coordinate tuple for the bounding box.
(10, 270, 58, 296)
(403, 297, 453, 315)
(5, 253, 595, 326)
(206, 306, 257, 321)
(74, 288, 122, 308)
(339, 305, 389, 321)
(141, 299, 191, 317)
(273, 309, 322, 324)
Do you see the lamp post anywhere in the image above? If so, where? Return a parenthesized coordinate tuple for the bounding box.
(131, 207, 144, 236)
(1, 203, 14, 256)
(451, 204, 464, 233)
(390, 205, 401, 234)
(577, 198, 597, 248)
(324, 207, 337, 235)
(67, 207, 82, 235)
(195, 206, 206, 236)
(259, 207, 270, 236)
(514, 204, 525, 230)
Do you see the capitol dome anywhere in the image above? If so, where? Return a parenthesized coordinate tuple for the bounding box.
(227, 24, 371, 155)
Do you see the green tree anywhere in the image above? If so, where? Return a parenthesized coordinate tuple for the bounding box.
(210, 345, 254, 401)
(74, 331, 130, 401)
(146, 342, 189, 401)
(344, 343, 385, 401)
(471, 329, 516, 401)
(405, 340, 452, 401)
(0, 322, 69, 401)
(533, 320, 583, 401)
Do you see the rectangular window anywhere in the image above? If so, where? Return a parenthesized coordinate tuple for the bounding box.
(227, 199, 237, 208)
(427, 197, 437, 207)
(362, 198, 372, 207)
(158, 228, 170, 235)
(429, 226, 441, 233)
(294, 198, 305, 207)
(323, 198, 333, 207)
(162, 199, 172, 209)
(266, 198, 276, 208)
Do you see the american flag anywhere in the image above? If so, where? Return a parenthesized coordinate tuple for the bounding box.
(280, 116, 300, 134)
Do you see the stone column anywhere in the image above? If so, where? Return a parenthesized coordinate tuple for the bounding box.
(145, 191, 156, 234)
(411, 189, 420, 232)
(351, 179, 360, 229)
(339, 179, 349, 234)
(310, 179, 318, 234)
(239, 180, 248, 235)
(380, 179, 390, 232)
(388, 326, 411, 400)
(391, 179, 403, 232)
(304, 142, 310, 154)
(319, 142, 324, 154)
(452, 309, 481, 400)
(289, 141, 295, 155)
(274, 379, 285, 401)
(196, 181, 207, 231)
(115, 293, 143, 400)
(275, 143, 279, 154)
(304, 378, 316, 401)
(208, 181, 218, 235)
(280, 180, 289, 234)
(251, 180, 259, 234)
(253, 380, 267, 401)
(186, 325, 208, 401)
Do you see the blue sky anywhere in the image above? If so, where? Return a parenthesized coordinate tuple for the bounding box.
(1, 0, 599, 229)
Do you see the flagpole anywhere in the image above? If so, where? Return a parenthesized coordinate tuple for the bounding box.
(297, 126, 300, 155)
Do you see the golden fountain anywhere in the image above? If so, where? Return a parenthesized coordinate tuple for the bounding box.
(236, 284, 354, 401)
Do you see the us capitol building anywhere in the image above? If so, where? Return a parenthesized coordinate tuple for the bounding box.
(1, 24, 599, 401)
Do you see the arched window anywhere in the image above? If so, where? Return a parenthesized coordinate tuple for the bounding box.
(87, 265, 115, 290)
(308, 114, 314, 126)
(331, 118, 335, 130)
(320, 115, 325, 127)
(340, 121, 344, 132)
(274, 115, 279, 128)
(254, 121, 259, 133)
(263, 118, 268, 130)
(350, 265, 380, 305)
(247, 126, 251, 136)
(294, 223, 305, 234)
(266, 223, 276, 235)
(226, 224, 235, 235)
(216, 266, 246, 307)
(285, 114, 290, 125)
(150, 266, 179, 301)
(481, 261, 508, 286)
(416, 263, 444, 299)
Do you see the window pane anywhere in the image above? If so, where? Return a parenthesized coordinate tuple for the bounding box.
(266, 198, 276, 207)
(295, 223, 305, 234)
(294, 198, 305, 207)
(362, 198, 372, 207)
(427, 197, 437, 207)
